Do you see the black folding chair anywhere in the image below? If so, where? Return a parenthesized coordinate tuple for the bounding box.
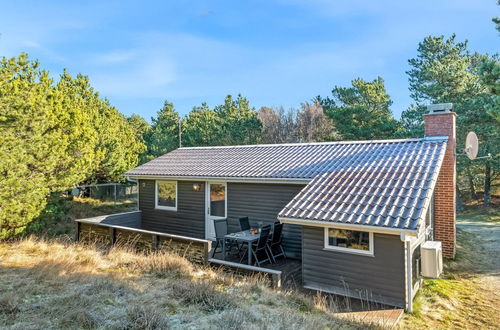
(211, 218, 236, 258)
(239, 216, 250, 231)
(241, 225, 272, 266)
(268, 222, 286, 263)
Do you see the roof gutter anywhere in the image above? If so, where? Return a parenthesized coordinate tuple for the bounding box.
(278, 217, 418, 236)
(126, 175, 311, 185)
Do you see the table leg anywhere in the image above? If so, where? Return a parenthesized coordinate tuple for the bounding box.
(247, 241, 252, 265)
(222, 240, 226, 260)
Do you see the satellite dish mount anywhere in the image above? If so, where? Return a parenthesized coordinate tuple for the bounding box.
(462, 132, 491, 160)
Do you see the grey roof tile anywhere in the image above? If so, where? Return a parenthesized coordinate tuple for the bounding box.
(126, 137, 447, 231)
(277, 138, 447, 231)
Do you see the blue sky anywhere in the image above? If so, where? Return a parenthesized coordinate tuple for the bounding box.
(0, 1, 498, 120)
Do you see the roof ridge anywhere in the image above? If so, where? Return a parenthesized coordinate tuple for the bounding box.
(178, 137, 447, 150)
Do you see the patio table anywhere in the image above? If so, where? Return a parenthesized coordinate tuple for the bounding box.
(223, 230, 259, 265)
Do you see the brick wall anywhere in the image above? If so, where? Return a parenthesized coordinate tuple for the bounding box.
(424, 112, 456, 258)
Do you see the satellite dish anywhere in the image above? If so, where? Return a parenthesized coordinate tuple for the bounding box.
(464, 132, 479, 160)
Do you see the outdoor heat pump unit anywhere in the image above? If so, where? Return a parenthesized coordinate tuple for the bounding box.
(420, 241, 443, 278)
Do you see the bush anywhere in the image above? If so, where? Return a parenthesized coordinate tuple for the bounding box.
(24, 193, 73, 236)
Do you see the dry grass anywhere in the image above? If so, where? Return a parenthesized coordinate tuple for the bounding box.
(399, 207, 500, 329)
(0, 236, 367, 329)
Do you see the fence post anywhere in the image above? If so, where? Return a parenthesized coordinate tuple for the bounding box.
(152, 235, 159, 251)
(109, 227, 116, 245)
(204, 240, 212, 265)
(75, 221, 81, 242)
(114, 183, 117, 205)
(271, 273, 282, 289)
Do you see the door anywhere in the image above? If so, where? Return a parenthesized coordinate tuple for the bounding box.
(205, 182, 227, 240)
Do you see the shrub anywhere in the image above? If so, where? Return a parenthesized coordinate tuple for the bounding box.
(24, 193, 73, 237)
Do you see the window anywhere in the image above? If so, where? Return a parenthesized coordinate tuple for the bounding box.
(412, 247, 421, 285)
(209, 183, 226, 218)
(425, 194, 434, 240)
(155, 181, 177, 211)
(324, 228, 373, 256)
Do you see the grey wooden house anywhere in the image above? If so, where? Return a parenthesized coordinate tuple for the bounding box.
(80, 104, 457, 311)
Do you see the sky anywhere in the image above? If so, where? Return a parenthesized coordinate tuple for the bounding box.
(0, 1, 498, 120)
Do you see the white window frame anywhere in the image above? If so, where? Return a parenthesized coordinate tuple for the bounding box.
(323, 227, 374, 256)
(425, 193, 434, 240)
(206, 181, 227, 220)
(155, 180, 178, 211)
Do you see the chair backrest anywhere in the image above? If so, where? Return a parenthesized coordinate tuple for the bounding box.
(214, 219, 228, 239)
(239, 216, 250, 231)
(272, 222, 283, 244)
(256, 225, 271, 250)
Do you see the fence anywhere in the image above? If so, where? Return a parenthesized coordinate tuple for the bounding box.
(74, 182, 138, 205)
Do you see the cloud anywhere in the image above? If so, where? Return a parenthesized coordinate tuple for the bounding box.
(88, 50, 176, 98)
(82, 28, 410, 109)
(91, 50, 137, 64)
(198, 10, 214, 17)
(278, 0, 489, 16)
(21, 40, 41, 48)
(2, 0, 496, 119)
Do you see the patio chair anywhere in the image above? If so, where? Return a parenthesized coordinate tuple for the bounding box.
(240, 225, 272, 267)
(211, 218, 237, 258)
(269, 221, 280, 240)
(239, 216, 251, 231)
(268, 222, 286, 263)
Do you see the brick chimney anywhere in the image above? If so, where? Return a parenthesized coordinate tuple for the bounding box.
(424, 103, 456, 258)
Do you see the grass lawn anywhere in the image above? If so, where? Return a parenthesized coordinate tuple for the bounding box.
(399, 207, 500, 329)
(0, 237, 369, 329)
(2, 200, 498, 329)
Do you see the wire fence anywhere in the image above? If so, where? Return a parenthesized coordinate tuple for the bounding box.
(73, 182, 138, 205)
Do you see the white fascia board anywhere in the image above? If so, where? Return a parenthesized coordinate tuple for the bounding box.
(278, 217, 418, 236)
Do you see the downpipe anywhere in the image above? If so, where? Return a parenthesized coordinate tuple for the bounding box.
(401, 233, 413, 313)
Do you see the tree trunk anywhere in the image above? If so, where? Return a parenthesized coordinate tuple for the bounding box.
(484, 161, 492, 207)
(467, 167, 478, 200)
(456, 185, 463, 212)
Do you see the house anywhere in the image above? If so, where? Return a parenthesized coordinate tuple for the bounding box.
(121, 104, 456, 311)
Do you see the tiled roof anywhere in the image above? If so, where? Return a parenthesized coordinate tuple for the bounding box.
(126, 138, 445, 180)
(278, 138, 447, 231)
(126, 137, 447, 232)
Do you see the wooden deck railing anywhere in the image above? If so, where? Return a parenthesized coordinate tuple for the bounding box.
(75, 215, 212, 265)
(74, 213, 285, 288)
